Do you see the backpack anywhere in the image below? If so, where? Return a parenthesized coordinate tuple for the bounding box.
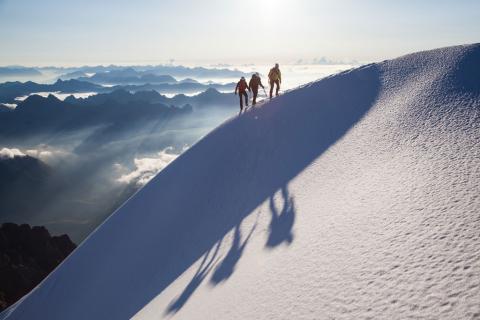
(238, 79, 248, 91)
(249, 75, 259, 88)
(269, 68, 279, 81)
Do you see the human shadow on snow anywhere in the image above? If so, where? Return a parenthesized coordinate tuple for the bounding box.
(168, 183, 296, 313)
(167, 218, 257, 315)
(266, 186, 295, 248)
(166, 243, 221, 314)
(209, 221, 257, 285)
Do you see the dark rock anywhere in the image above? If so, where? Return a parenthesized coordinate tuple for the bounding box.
(0, 223, 76, 311)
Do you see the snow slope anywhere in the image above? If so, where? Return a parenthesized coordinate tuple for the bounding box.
(2, 44, 480, 320)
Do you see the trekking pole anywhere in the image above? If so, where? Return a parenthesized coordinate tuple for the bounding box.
(263, 87, 268, 101)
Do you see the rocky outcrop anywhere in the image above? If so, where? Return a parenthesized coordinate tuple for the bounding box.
(0, 223, 76, 310)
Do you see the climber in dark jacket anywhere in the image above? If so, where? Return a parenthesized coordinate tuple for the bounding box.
(248, 73, 265, 106)
(235, 76, 250, 112)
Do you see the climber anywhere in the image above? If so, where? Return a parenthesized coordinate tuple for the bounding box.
(248, 72, 265, 106)
(268, 63, 281, 99)
(235, 76, 249, 112)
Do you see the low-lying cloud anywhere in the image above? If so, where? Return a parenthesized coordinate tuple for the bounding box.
(0, 146, 71, 163)
(0, 147, 25, 159)
(295, 57, 359, 65)
(117, 148, 179, 186)
(25, 147, 72, 165)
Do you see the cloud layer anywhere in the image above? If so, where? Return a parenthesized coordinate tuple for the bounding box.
(117, 148, 179, 186)
(0, 147, 25, 159)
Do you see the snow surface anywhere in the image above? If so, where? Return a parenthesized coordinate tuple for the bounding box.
(2, 44, 480, 320)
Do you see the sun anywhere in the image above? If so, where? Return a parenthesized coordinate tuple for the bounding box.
(254, 0, 288, 24)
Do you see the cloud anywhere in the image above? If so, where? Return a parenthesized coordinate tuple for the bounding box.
(211, 63, 232, 68)
(1, 103, 17, 109)
(25, 146, 72, 164)
(117, 148, 178, 186)
(0, 147, 26, 159)
(295, 57, 359, 66)
(0, 146, 72, 163)
(26, 149, 52, 159)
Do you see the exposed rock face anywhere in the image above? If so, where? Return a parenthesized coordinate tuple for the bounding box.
(0, 223, 76, 310)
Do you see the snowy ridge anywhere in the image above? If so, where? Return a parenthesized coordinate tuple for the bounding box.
(2, 44, 480, 320)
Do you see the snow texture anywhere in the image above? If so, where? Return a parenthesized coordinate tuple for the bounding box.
(2, 44, 480, 320)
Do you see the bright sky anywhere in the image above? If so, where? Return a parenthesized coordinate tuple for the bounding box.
(0, 0, 479, 66)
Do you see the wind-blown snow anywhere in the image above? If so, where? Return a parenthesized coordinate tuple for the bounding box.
(2, 44, 480, 320)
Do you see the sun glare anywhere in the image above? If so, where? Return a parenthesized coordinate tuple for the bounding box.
(254, 0, 287, 23)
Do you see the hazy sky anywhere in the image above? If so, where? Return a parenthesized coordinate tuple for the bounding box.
(1, 0, 479, 66)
